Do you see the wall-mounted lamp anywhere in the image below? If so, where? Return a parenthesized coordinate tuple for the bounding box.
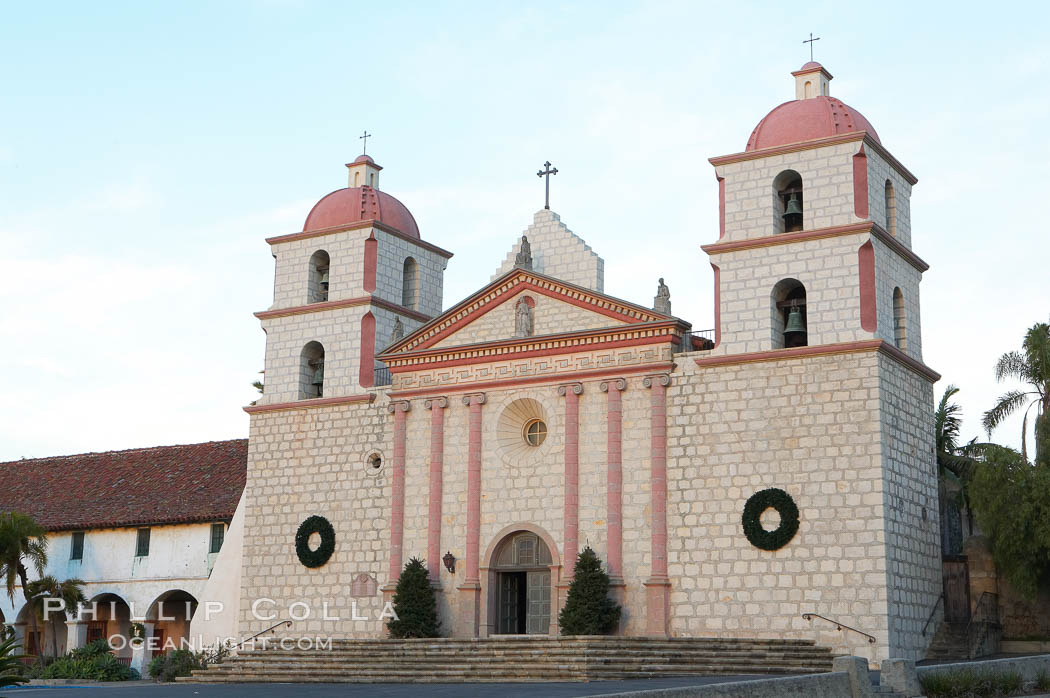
(442, 551, 456, 574)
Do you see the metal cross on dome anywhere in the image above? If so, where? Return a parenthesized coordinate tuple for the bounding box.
(359, 130, 371, 155)
(803, 33, 820, 62)
(536, 161, 558, 210)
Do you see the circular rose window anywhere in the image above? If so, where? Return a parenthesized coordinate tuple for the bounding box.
(522, 419, 547, 447)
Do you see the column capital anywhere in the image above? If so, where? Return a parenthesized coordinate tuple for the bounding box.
(642, 373, 671, 389)
(424, 396, 449, 410)
(461, 392, 487, 406)
(556, 382, 583, 396)
(599, 378, 627, 393)
(387, 399, 411, 414)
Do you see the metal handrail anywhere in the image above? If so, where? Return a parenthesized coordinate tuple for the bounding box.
(922, 593, 945, 637)
(204, 619, 292, 664)
(802, 613, 877, 644)
(966, 592, 999, 634)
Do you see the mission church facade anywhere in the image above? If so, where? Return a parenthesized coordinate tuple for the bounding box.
(234, 61, 942, 662)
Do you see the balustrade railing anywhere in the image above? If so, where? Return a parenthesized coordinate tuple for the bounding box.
(677, 329, 716, 353)
(802, 612, 877, 645)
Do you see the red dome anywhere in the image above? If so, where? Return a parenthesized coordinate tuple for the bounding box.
(302, 186, 419, 238)
(745, 96, 880, 152)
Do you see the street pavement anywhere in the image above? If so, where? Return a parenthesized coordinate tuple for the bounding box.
(0, 676, 768, 697)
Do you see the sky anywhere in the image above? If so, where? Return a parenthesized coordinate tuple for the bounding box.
(1, 1, 1048, 461)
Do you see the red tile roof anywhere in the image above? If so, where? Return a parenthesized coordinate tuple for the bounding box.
(0, 439, 247, 532)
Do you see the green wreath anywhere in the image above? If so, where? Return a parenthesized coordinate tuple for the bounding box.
(295, 515, 336, 568)
(741, 488, 799, 551)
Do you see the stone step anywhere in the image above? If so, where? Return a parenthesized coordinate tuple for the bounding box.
(188, 636, 835, 684)
(232, 647, 832, 659)
(185, 665, 823, 684)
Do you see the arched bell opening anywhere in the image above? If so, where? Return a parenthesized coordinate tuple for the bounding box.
(483, 527, 559, 636)
(893, 287, 907, 350)
(771, 278, 808, 349)
(401, 257, 419, 310)
(884, 180, 897, 237)
(299, 341, 325, 399)
(773, 170, 804, 234)
(308, 250, 330, 304)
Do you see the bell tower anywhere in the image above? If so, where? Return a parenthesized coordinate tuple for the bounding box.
(249, 155, 452, 407)
(703, 62, 925, 360)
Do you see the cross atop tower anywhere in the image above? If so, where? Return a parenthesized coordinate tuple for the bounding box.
(536, 161, 558, 210)
(803, 33, 820, 62)
(359, 130, 372, 155)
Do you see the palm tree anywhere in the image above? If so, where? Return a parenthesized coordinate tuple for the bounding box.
(0, 512, 49, 659)
(25, 576, 87, 659)
(982, 320, 1050, 466)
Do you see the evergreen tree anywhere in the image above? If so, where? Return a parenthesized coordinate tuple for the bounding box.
(558, 546, 621, 635)
(386, 557, 440, 638)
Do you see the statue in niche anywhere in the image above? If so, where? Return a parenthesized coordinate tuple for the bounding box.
(654, 277, 671, 315)
(514, 235, 533, 270)
(514, 297, 534, 337)
(391, 316, 404, 343)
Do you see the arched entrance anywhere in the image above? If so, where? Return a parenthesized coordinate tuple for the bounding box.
(146, 590, 198, 658)
(86, 593, 132, 661)
(489, 530, 554, 635)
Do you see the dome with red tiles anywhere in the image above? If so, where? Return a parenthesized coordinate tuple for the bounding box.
(302, 157, 419, 238)
(745, 63, 880, 152)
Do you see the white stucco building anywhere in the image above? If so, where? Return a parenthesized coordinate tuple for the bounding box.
(0, 440, 246, 672)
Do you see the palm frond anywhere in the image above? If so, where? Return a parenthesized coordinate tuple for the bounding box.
(935, 385, 963, 455)
(983, 390, 1034, 436)
(995, 351, 1031, 383)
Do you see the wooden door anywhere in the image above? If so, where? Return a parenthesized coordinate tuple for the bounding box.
(498, 573, 520, 634)
(86, 621, 107, 644)
(153, 628, 167, 656)
(526, 570, 550, 635)
(943, 558, 971, 623)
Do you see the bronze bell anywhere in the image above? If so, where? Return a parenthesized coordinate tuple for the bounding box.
(784, 306, 806, 346)
(783, 193, 803, 218)
(311, 364, 324, 386)
(319, 271, 329, 288)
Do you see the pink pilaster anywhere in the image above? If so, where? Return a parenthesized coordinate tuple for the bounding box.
(557, 383, 583, 571)
(458, 392, 486, 637)
(600, 378, 627, 634)
(599, 378, 626, 581)
(386, 400, 411, 588)
(643, 373, 671, 636)
(424, 397, 449, 583)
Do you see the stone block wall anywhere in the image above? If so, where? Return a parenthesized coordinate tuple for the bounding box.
(270, 229, 369, 310)
(711, 232, 873, 355)
(715, 141, 862, 241)
(872, 236, 924, 361)
(865, 149, 914, 247)
(239, 399, 392, 638)
(259, 306, 371, 403)
(374, 230, 447, 319)
(492, 210, 604, 292)
(876, 354, 940, 659)
(665, 350, 892, 660)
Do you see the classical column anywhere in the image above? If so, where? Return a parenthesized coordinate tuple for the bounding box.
(458, 392, 486, 638)
(384, 400, 411, 603)
(642, 373, 671, 636)
(600, 378, 627, 630)
(424, 397, 449, 584)
(556, 382, 583, 612)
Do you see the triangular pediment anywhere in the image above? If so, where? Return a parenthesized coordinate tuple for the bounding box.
(380, 268, 673, 357)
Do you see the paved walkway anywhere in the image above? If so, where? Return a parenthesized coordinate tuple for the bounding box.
(1, 676, 767, 697)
